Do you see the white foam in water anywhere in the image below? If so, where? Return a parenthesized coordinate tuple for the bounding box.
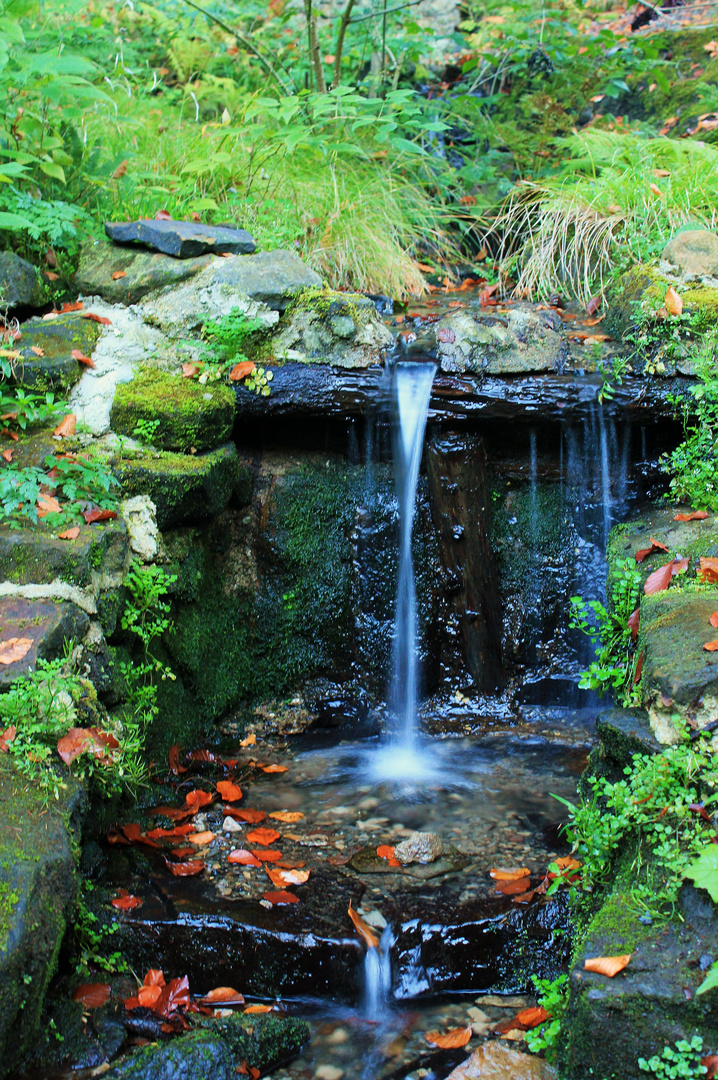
(362, 926, 394, 1020)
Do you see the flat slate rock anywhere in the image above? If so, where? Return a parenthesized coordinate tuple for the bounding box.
(0, 251, 44, 310)
(0, 597, 89, 686)
(105, 218, 256, 258)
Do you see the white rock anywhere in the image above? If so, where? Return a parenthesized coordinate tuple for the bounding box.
(223, 816, 243, 833)
(314, 1066, 344, 1080)
(121, 496, 159, 561)
(394, 831, 443, 865)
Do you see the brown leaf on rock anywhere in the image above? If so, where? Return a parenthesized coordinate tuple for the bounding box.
(138, 984, 163, 1009)
(702, 640, 718, 651)
(72, 983, 111, 1008)
(246, 827, 280, 846)
(348, 902, 380, 949)
(1, 449, 12, 462)
(437, 327, 455, 344)
(262, 764, 288, 773)
(634, 650, 644, 684)
(584, 954, 631, 976)
(0, 724, 16, 751)
(262, 889, 299, 904)
(71, 349, 96, 369)
(628, 607, 640, 641)
(635, 537, 668, 563)
(665, 286, 683, 316)
(82, 507, 118, 524)
(53, 414, 76, 437)
(586, 295, 602, 315)
(58, 526, 80, 540)
(494, 1006, 550, 1034)
(710, 612, 718, 628)
(425, 1026, 472, 1049)
(674, 510, 708, 521)
(181, 362, 201, 378)
(644, 557, 688, 595)
(699, 557, 718, 583)
(0, 638, 33, 665)
(81, 312, 112, 325)
(216, 780, 243, 802)
(377, 844, 401, 866)
(224, 807, 267, 823)
(37, 493, 61, 517)
(185, 789, 214, 810)
(228, 849, 262, 867)
(164, 857, 205, 876)
(490, 867, 530, 880)
(228, 361, 256, 382)
(701, 1055, 718, 1080)
(111, 270, 127, 280)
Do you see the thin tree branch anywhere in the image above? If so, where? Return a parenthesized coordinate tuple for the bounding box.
(348, 0, 424, 24)
(332, 0, 358, 88)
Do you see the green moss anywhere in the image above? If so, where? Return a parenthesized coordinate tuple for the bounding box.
(205, 1014, 309, 1069)
(110, 367, 235, 453)
(0, 881, 20, 952)
(605, 264, 671, 341)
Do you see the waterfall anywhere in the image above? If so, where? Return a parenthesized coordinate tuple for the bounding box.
(388, 363, 436, 747)
(362, 926, 394, 1019)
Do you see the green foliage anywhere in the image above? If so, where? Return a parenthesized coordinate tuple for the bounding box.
(244, 365, 273, 397)
(662, 344, 718, 511)
(525, 973, 568, 1063)
(685, 845, 718, 903)
(625, 301, 706, 370)
(557, 739, 718, 915)
(0, 386, 64, 436)
(202, 308, 267, 374)
(72, 881, 125, 975)
(638, 1037, 707, 1079)
(569, 557, 642, 705)
(0, 450, 118, 526)
(132, 417, 160, 445)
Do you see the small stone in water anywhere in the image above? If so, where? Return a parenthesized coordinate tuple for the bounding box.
(361, 909, 387, 930)
(314, 1067, 344, 1080)
(224, 817, 243, 833)
(394, 832, 443, 865)
(326, 1028, 349, 1044)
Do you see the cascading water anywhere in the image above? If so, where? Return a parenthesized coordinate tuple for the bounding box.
(362, 926, 394, 1019)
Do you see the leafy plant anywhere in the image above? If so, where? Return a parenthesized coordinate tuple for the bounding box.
(662, 344, 718, 512)
(244, 365, 273, 397)
(625, 300, 705, 370)
(132, 418, 161, 445)
(556, 739, 718, 914)
(0, 450, 119, 526)
(525, 973, 568, 1063)
(639, 1037, 708, 1079)
(202, 308, 267, 375)
(0, 387, 64, 437)
(569, 557, 642, 705)
(72, 881, 125, 975)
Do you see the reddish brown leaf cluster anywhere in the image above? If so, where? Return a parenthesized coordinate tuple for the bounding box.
(57, 726, 119, 766)
(634, 537, 668, 563)
(495, 1006, 550, 1035)
(644, 557, 689, 595)
(124, 969, 191, 1018)
(674, 510, 708, 522)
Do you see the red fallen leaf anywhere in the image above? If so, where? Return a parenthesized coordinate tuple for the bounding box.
(243, 1004, 273, 1014)
(171, 846, 196, 858)
(710, 612, 718, 629)
(58, 526, 80, 540)
(701, 1056, 718, 1080)
(496, 876, 534, 895)
(168, 743, 188, 775)
(1, 449, 12, 462)
(348, 902, 380, 949)
(586, 295, 602, 315)
(216, 780, 243, 801)
(185, 789, 214, 810)
(251, 849, 283, 862)
(187, 748, 223, 765)
(155, 209, 172, 220)
(262, 890, 299, 904)
(81, 312, 112, 325)
(224, 808, 267, 823)
(262, 764, 288, 773)
(0, 724, 16, 751)
(181, 363, 201, 378)
(479, 282, 500, 306)
(699, 557, 718, 583)
(199, 986, 245, 1004)
(702, 640, 718, 651)
(436, 327, 455, 344)
(228, 849, 262, 867)
(0, 638, 32, 665)
(584, 954, 631, 976)
(53, 413, 76, 437)
(157, 975, 191, 1017)
(121, 822, 161, 848)
(674, 510, 708, 522)
(82, 508, 118, 524)
(111, 893, 142, 910)
(138, 984, 163, 1009)
(37, 493, 61, 517)
(269, 811, 304, 823)
(112, 270, 127, 280)
(377, 844, 401, 866)
(229, 361, 256, 382)
(57, 728, 94, 764)
(627, 607, 640, 641)
(246, 827, 280, 846)
(71, 349, 96, 368)
(425, 1026, 472, 1049)
(644, 557, 688, 595)
(490, 867, 530, 880)
(144, 969, 166, 987)
(72, 983, 111, 1008)
(665, 286, 683, 316)
(146, 823, 195, 838)
(164, 857, 205, 876)
(60, 301, 83, 313)
(495, 1006, 550, 1034)
(689, 803, 713, 823)
(635, 537, 668, 563)
(238, 1061, 261, 1079)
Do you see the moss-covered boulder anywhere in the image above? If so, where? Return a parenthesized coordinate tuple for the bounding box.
(605, 265, 671, 341)
(0, 516, 128, 588)
(607, 505, 718, 592)
(270, 288, 394, 367)
(104, 1030, 233, 1080)
(0, 757, 84, 1079)
(13, 312, 102, 391)
(435, 307, 567, 375)
(200, 1013, 309, 1071)
(76, 237, 213, 304)
(0, 251, 45, 312)
(560, 886, 718, 1080)
(662, 229, 718, 278)
(110, 368, 235, 453)
(113, 444, 241, 529)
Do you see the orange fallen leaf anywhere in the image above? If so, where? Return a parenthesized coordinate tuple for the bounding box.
(490, 867, 530, 880)
(246, 827, 280, 846)
(1, 449, 11, 462)
(251, 848, 283, 862)
(425, 1026, 472, 1049)
(243, 1004, 273, 1014)
(674, 510, 708, 521)
(185, 789, 214, 810)
(262, 764, 288, 773)
(45, 271, 59, 281)
(635, 537, 668, 563)
(228, 849, 262, 867)
(262, 890, 299, 904)
(0, 637, 33, 665)
(665, 286, 683, 316)
(644, 557, 688, 595)
(170, 846, 196, 859)
(496, 876, 534, 895)
(30, 346, 44, 356)
(703, 640, 718, 651)
(72, 983, 111, 1008)
(584, 954, 631, 977)
(168, 743, 188, 775)
(181, 363, 201, 378)
(138, 984, 163, 1009)
(229, 361, 255, 382)
(164, 858, 205, 876)
(265, 867, 310, 887)
(111, 894, 142, 910)
(37, 493, 61, 517)
(0, 724, 16, 751)
(348, 902, 380, 949)
(710, 612, 718, 629)
(199, 987, 245, 1004)
(216, 780, 243, 802)
(144, 969, 166, 987)
(495, 1006, 551, 1034)
(188, 830, 215, 846)
(699, 557, 718, 583)
(71, 349, 96, 369)
(377, 844, 401, 866)
(58, 526, 80, 540)
(112, 270, 127, 280)
(240, 733, 257, 747)
(81, 312, 112, 325)
(269, 810, 304, 823)
(649, 182, 662, 196)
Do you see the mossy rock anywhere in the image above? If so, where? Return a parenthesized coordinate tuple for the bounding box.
(607, 505, 718, 591)
(112, 444, 241, 529)
(104, 1030, 233, 1080)
(76, 237, 213, 304)
(13, 312, 102, 391)
(110, 368, 235, 453)
(560, 885, 718, 1079)
(200, 1014, 309, 1071)
(604, 265, 671, 342)
(271, 287, 394, 367)
(0, 757, 84, 1079)
(0, 597, 89, 688)
(0, 517, 128, 588)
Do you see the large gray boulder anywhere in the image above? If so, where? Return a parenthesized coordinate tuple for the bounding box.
(271, 290, 394, 368)
(136, 264, 277, 336)
(0, 251, 44, 310)
(76, 239, 213, 304)
(206, 249, 322, 311)
(434, 308, 567, 375)
(661, 228, 718, 278)
(105, 218, 256, 258)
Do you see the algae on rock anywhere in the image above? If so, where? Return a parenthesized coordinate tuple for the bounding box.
(110, 368, 235, 453)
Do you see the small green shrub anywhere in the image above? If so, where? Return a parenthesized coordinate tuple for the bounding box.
(639, 1036, 707, 1079)
(0, 451, 119, 526)
(662, 344, 718, 511)
(525, 973, 568, 1063)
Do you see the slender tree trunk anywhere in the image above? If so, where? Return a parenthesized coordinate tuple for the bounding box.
(332, 0, 357, 88)
(303, 0, 327, 92)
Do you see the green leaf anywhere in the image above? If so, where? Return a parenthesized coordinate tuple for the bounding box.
(684, 845, 718, 902)
(38, 161, 66, 183)
(0, 210, 34, 230)
(697, 960, 718, 996)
